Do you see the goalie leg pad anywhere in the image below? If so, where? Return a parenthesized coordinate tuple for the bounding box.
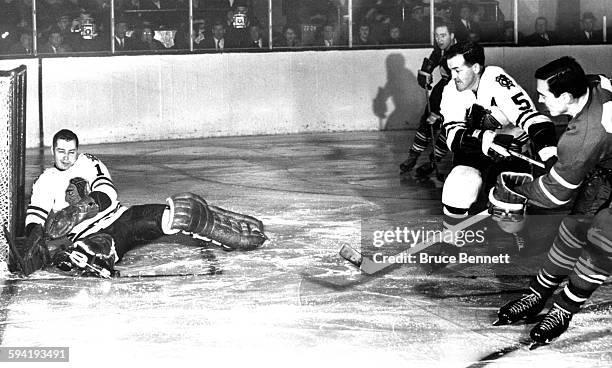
(489, 172, 533, 233)
(166, 192, 267, 251)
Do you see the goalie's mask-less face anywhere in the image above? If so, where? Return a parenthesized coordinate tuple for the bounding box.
(53, 139, 79, 171)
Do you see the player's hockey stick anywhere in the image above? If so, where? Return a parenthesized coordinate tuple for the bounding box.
(506, 149, 545, 169)
(339, 209, 490, 275)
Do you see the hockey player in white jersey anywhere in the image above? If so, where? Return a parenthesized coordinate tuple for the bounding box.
(438, 42, 557, 250)
(11, 129, 267, 277)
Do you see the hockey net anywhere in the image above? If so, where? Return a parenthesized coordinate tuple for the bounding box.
(0, 65, 27, 273)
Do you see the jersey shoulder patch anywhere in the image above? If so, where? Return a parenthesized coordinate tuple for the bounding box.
(82, 153, 100, 162)
(495, 74, 515, 90)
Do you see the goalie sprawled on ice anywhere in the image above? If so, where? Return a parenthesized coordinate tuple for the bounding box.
(10, 129, 267, 278)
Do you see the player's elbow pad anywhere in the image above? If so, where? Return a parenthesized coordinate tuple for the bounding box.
(89, 191, 112, 211)
(528, 122, 557, 152)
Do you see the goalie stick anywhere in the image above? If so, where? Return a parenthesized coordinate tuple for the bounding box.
(340, 209, 490, 274)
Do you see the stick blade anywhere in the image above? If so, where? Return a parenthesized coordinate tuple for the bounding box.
(338, 245, 363, 267)
(338, 245, 385, 275)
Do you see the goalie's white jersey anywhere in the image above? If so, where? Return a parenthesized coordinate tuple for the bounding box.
(26, 153, 127, 241)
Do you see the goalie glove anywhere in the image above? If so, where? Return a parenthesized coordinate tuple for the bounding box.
(166, 192, 267, 251)
(52, 233, 118, 278)
(488, 172, 533, 233)
(46, 195, 100, 239)
(6, 224, 50, 276)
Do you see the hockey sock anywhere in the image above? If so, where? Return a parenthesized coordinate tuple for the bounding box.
(432, 129, 448, 162)
(442, 205, 469, 229)
(529, 217, 585, 296)
(554, 223, 612, 313)
(410, 130, 430, 154)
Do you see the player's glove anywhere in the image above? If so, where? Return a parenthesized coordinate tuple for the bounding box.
(488, 172, 533, 233)
(46, 195, 100, 239)
(52, 233, 118, 278)
(167, 192, 267, 251)
(468, 104, 508, 130)
(418, 58, 435, 89)
(480, 131, 521, 161)
(6, 224, 50, 276)
(426, 112, 442, 126)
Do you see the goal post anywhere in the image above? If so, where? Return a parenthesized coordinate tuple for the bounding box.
(0, 65, 27, 272)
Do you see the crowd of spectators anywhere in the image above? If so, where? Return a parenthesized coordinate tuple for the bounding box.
(0, 0, 610, 56)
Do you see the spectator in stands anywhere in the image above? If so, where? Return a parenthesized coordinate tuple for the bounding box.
(193, 20, 208, 49)
(288, 0, 338, 28)
(402, 4, 429, 44)
(71, 15, 108, 52)
(502, 21, 515, 43)
(247, 23, 267, 49)
(139, 0, 171, 27)
(523, 16, 558, 46)
(7, 30, 32, 55)
(278, 25, 301, 48)
(318, 23, 341, 47)
(383, 24, 404, 45)
(201, 20, 230, 50)
(364, 6, 391, 44)
(354, 23, 378, 46)
(453, 2, 480, 42)
(226, 1, 254, 48)
(434, 1, 453, 24)
(39, 28, 73, 54)
(114, 19, 137, 52)
(136, 25, 165, 50)
(57, 14, 72, 35)
(573, 12, 602, 45)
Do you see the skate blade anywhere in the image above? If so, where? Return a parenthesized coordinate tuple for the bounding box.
(529, 341, 549, 350)
(492, 318, 508, 326)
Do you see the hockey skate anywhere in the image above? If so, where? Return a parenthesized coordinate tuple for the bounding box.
(415, 161, 436, 178)
(400, 154, 419, 173)
(415, 153, 444, 181)
(493, 291, 546, 326)
(529, 304, 573, 349)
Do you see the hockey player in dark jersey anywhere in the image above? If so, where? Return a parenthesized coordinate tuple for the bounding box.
(438, 41, 557, 250)
(490, 57, 612, 347)
(399, 22, 455, 178)
(10, 129, 267, 278)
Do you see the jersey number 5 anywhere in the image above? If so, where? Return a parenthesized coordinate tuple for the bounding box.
(512, 92, 531, 111)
